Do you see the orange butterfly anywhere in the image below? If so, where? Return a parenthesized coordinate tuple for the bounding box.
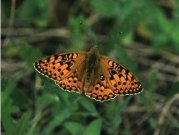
(34, 46, 143, 102)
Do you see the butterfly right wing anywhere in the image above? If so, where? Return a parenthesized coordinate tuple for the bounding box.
(85, 55, 143, 102)
(100, 56, 143, 96)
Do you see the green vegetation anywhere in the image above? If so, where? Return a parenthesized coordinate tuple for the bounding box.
(2, 0, 179, 135)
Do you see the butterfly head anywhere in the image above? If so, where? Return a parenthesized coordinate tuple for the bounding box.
(89, 45, 100, 56)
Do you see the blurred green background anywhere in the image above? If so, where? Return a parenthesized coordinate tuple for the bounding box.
(1, 0, 179, 135)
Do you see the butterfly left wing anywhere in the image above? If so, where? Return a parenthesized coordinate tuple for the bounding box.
(34, 52, 86, 93)
(55, 63, 86, 93)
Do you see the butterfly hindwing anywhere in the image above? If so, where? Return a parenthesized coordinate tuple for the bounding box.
(85, 74, 116, 102)
(55, 75, 82, 93)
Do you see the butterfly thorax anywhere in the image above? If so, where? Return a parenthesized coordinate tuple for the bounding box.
(82, 46, 101, 90)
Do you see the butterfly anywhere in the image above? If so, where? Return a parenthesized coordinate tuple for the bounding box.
(34, 45, 143, 102)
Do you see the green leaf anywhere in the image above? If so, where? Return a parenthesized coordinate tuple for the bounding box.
(19, 42, 43, 67)
(79, 98, 99, 116)
(84, 119, 102, 135)
(114, 44, 138, 75)
(64, 122, 84, 135)
(91, 0, 120, 17)
(147, 70, 157, 91)
(17, 0, 49, 27)
(1, 78, 17, 108)
(15, 113, 30, 135)
(166, 82, 179, 101)
(42, 108, 71, 135)
(149, 118, 157, 129)
(1, 77, 28, 135)
(69, 15, 87, 50)
(116, 96, 132, 114)
(27, 110, 42, 135)
(140, 70, 157, 106)
(1, 76, 8, 91)
(114, 97, 131, 127)
(2, 99, 19, 135)
(3, 44, 20, 58)
(1, 79, 18, 134)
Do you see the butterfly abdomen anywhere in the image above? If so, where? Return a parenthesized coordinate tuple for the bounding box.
(86, 54, 99, 78)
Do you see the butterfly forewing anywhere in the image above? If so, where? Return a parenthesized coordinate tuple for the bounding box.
(34, 52, 86, 93)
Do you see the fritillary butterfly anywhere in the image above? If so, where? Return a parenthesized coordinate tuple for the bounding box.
(34, 45, 143, 102)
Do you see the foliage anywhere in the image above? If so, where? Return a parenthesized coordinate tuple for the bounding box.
(2, 0, 179, 135)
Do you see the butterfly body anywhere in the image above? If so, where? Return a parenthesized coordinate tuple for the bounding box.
(82, 46, 101, 91)
(34, 45, 143, 102)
